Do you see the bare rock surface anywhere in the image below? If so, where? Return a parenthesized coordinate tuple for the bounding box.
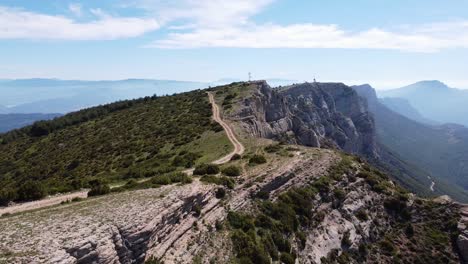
(0, 147, 339, 264)
(231, 81, 378, 159)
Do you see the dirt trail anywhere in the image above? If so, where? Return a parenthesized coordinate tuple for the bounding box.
(208, 92, 245, 164)
(0, 191, 88, 216)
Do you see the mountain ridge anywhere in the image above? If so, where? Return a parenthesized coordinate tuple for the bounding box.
(0, 81, 467, 263)
(379, 80, 468, 126)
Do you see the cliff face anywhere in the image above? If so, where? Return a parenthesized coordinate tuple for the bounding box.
(353, 84, 468, 202)
(233, 81, 379, 159)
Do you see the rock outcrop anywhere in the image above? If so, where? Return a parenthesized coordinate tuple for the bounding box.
(232, 81, 379, 159)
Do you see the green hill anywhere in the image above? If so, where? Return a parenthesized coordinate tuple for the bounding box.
(0, 90, 231, 204)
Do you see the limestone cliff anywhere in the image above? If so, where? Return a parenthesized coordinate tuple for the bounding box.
(231, 81, 378, 159)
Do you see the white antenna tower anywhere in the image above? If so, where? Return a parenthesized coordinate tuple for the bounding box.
(248, 72, 252, 82)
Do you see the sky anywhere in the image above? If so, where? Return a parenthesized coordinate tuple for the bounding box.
(0, 0, 467, 89)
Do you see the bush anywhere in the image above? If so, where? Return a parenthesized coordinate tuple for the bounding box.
(145, 257, 163, 264)
(231, 230, 270, 264)
(380, 238, 396, 255)
(0, 188, 17, 206)
(280, 253, 295, 264)
(228, 211, 255, 231)
(256, 191, 270, 200)
(193, 164, 220, 175)
(230, 154, 242, 161)
(17, 181, 47, 201)
(264, 144, 282, 153)
(151, 172, 192, 185)
(341, 230, 352, 248)
(355, 209, 369, 221)
(249, 155, 267, 165)
(88, 184, 110, 197)
(215, 188, 226, 199)
(201, 175, 235, 189)
(222, 165, 241, 177)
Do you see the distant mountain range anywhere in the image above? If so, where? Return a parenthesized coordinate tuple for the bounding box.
(0, 78, 300, 115)
(0, 79, 209, 114)
(0, 113, 61, 133)
(379, 97, 437, 125)
(379, 80, 468, 126)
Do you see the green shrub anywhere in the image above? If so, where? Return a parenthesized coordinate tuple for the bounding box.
(215, 188, 226, 199)
(380, 238, 396, 255)
(145, 257, 163, 264)
(341, 230, 352, 248)
(312, 176, 332, 193)
(230, 154, 241, 161)
(151, 172, 192, 185)
(200, 175, 234, 189)
(355, 209, 369, 221)
(384, 195, 411, 220)
(88, 184, 110, 197)
(222, 165, 241, 177)
(264, 144, 282, 153)
(280, 253, 295, 264)
(249, 154, 267, 165)
(215, 220, 223, 230)
(0, 188, 17, 206)
(151, 175, 171, 185)
(256, 191, 269, 200)
(17, 181, 47, 201)
(333, 188, 346, 201)
(193, 164, 220, 175)
(193, 205, 202, 217)
(228, 211, 255, 231)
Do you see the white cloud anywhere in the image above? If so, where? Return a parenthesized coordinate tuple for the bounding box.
(129, 0, 273, 27)
(68, 3, 82, 17)
(2, 1, 468, 52)
(0, 6, 160, 40)
(148, 21, 468, 52)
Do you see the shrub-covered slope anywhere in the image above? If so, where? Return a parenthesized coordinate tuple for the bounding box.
(0, 90, 230, 204)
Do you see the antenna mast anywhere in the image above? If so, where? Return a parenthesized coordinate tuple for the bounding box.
(248, 72, 252, 82)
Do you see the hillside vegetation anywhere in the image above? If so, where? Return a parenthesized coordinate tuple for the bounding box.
(0, 90, 230, 205)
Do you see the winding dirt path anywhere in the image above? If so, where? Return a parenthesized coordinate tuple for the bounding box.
(0, 93, 245, 217)
(0, 191, 88, 216)
(208, 92, 245, 164)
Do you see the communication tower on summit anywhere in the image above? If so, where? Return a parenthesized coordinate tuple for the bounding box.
(248, 72, 252, 82)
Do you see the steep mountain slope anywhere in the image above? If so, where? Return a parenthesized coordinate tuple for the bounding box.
(0, 113, 61, 133)
(379, 97, 435, 124)
(0, 79, 208, 114)
(379, 81, 468, 126)
(354, 84, 468, 201)
(0, 82, 466, 264)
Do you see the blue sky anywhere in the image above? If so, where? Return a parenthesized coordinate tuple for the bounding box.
(0, 0, 467, 89)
